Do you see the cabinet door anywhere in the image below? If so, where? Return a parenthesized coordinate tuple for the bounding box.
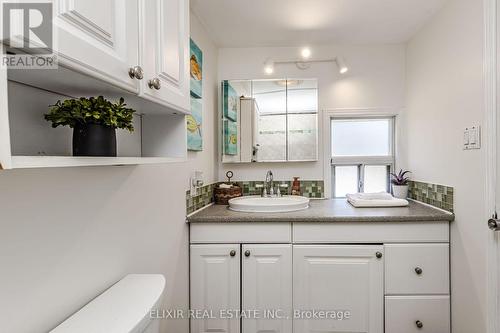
(242, 244, 292, 333)
(293, 245, 384, 333)
(140, 0, 190, 112)
(0, 45, 11, 170)
(54, 0, 140, 93)
(190, 244, 240, 333)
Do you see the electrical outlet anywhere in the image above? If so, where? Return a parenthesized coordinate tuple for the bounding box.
(464, 126, 481, 150)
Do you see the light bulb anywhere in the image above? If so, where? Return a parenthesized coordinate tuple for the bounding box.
(301, 47, 311, 59)
(263, 59, 274, 75)
(264, 66, 274, 75)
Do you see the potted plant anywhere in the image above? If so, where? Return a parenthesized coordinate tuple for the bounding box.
(44, 96, 135, 157)
(390, 169, 411, 199)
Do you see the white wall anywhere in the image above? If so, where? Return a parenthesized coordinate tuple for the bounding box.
(0, 165, 190, 333)
(405, 0, 487, 331)
(218, 45, 406, 183)
(0, 12, 218, 333)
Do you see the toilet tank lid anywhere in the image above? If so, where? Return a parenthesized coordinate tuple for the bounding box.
(50, 274, 166, 333)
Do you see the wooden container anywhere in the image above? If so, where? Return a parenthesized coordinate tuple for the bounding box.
(214, 183, 242, 205)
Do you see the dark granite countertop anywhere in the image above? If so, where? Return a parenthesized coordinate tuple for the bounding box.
(186, 199, 454, 223)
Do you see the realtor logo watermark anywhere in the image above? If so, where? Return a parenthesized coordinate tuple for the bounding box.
(1, 1, 57, 69)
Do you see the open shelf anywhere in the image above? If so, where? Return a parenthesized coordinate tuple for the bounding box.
(11, 156, 185, 169)
(1, 73, 188, 169)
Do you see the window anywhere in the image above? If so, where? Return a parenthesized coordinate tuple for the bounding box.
(331, 117, 394, 197)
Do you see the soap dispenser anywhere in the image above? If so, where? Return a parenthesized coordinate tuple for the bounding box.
(292, 177, 301, 195)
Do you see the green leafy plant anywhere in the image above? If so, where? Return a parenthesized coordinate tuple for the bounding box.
(44, 96, 136, 132)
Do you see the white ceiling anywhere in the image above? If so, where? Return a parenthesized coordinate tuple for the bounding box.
(191, 0, 448, 47)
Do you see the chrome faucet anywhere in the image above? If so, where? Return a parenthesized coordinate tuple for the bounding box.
(264, 170, 273, 197)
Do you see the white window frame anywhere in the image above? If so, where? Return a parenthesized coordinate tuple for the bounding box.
(322, 109, 400, 198)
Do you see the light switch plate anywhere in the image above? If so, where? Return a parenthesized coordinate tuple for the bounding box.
(464, 126, 481, 150)
(190, 171, 204, 197)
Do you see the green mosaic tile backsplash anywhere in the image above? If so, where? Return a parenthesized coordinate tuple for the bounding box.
(186, 183, 218, 215)
(186, 180, 324, 215)
(186, 180, 453, 215)
(408, 180, 454, 213)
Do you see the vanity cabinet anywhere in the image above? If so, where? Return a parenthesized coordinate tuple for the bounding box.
(190, 244, 292, 333)
(189, 222, 451, 333)
(190, 244, 241, 333)
(384, 244, 450, 333)
(385, 296, 450, 333)
(293, 245, 384, 333)
(242, 244, 292, 333)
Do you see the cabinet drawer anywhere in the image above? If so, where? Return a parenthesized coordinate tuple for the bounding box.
(190, 223, 291, 243)
(385, 243, 449, 294)
(385, 296, 450, 333)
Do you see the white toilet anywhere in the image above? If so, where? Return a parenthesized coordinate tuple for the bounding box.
(50, 274, 166, 333)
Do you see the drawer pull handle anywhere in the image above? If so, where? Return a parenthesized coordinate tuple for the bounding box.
(375, 251, 383, 259)
(415, 267, 423, 275)
(230, 250, 236, 257)
(245, 250, 251, 257)
(416, 320, 423, 329)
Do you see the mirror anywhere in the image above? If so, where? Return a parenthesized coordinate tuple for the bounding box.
(221, 79, 318, 163)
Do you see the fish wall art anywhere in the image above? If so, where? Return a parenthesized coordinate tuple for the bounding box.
(190, 39, 203, 99)
(188, 38, 203, 151)
(187, 96, 203, 151)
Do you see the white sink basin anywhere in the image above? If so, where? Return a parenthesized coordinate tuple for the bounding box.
(228, 195, 310, 213)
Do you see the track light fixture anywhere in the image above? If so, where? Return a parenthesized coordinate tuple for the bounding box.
(263, 51, 349, 75)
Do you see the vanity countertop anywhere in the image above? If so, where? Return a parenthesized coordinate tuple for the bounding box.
(186, 199, 454, 223)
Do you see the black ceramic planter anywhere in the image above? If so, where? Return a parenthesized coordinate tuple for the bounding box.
(73, 123, 117, 157)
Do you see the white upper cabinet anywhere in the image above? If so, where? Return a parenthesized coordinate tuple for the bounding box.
(139, 0, 190, 112)
(293, 245, 384, 333)
(0, 0, 191, 169)
(5, 0, 190, 111)
(53, 0, 140, 93)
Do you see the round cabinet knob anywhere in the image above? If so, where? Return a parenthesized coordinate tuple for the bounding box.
(415, 320, 423, 329)
(245, 250, 251, 257)
(415, 267, 423, 275)
(128, 66, 144, 80)
(488, 218, 500, 231)
(148, 77, 161, 90)
(229, 250, 236, 257)
(375, 252, 383, 259)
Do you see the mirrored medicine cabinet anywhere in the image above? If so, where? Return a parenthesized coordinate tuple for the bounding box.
(221, 79, 318, 163)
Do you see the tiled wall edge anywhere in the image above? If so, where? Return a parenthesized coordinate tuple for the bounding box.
(408, 180, 454, 213)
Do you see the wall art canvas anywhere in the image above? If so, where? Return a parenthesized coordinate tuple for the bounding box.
(223, 80, 238, 121)
(187, 96, 203, 151)
(190, 38, 203, 98)
(188, 38, 203, 151)
(224, 119, 238, 155)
